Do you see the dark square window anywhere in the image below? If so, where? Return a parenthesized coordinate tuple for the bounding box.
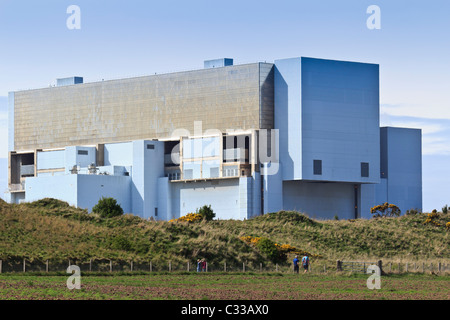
(361, 162, 369, 177)
(77, 150, 88, 155)
(313, 160, 322, 175)
(147, 144, 155, 150)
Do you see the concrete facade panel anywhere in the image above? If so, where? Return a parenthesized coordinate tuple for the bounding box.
(283, 180, 356, 220)
(13, 64, 274, 151)
(77, 174, 131, 214)
(301, 58, 380, 184)
(170, 179, 240, 220)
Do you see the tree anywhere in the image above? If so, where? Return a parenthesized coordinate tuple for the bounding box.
(196, 205, 215, 221)
(92, 197, 124, 218)
(370, 202, 401, 218)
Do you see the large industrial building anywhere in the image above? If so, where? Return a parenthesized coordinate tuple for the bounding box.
(6, 57, 422, 220)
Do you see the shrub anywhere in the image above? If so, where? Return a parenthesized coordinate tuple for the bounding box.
(256, 237, 284, 263)
(28, 198, 70, 209)
(424, 212, 441, 226)
(442, 205, 448, 214)
(169, 213, 203, 223)
(370, 202, 401, 218)
(111, 235, 133, 251)
(92, 197, 124, 218)
(196, 205, 215, 221)
(240, 236, 321, 262)
(406, 208, 421, 216)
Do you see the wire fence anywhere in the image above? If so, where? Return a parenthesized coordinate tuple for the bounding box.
(0, 259, 449, 274)
(337, 260, 450, 274)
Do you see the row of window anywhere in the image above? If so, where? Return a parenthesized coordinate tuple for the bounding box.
(77, 144, 155, 155)
(167, 168, 242, 181)
(313, 160, 369, 177)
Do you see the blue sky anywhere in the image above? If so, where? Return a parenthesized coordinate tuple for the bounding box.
(0, 0, 449, 211)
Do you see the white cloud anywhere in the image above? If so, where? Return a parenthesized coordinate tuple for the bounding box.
(380, 102, 450, 120)
(422, 136, 450, 156)
(380, 111, 450, 156)
(380, 115, 444, 135)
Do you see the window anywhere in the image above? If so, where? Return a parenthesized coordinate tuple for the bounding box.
(147, 144, 155, 150)
(210, 167, 219, 178)
(313, 160, 322, 175)
(361, 162, 369, 177)
(183, 169, 193, 180)
(154, 208, 158, 217)
(78, 150, 88, 155)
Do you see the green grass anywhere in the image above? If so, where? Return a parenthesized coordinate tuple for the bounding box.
(0, 273, 448, 300)
(0, 198, 449, 270)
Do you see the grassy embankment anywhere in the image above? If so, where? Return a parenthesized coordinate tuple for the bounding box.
(0, 198, 449, 270)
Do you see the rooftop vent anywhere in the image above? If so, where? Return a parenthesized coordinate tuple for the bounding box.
(56, 76, 83, 87)
(204, 58, 233, 69)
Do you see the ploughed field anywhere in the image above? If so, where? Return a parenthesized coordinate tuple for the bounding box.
(0, 273, 448, 300)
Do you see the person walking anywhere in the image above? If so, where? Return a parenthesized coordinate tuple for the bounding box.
(197, 259, 202, 272)
(201, 259, 207, 272)
(293, 255, 300, 274)
(301, 254, 310, 273)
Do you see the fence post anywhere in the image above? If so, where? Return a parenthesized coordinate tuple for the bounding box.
(430, 263, 433, 273)
(406, 263, 408, 273)
(243, 262, 245, 272)
(169, 261, 171, 272)
(131, 260, 133, 272)
(389, 263, 392, 273)
(46, 260, 49, 273)
(438, 262, 441, 273)
(0, 260, 2, 273)
(377, 260, 383, 274)
(109, 260, 112, 272)
(187, 261, 190, 272)
(150, 262, 152, 272)
(206, 262, 208, 273)
(224, 262, 226, 272)
(89, 259, 92, 272)
(323, 264, 326, 273)
(23, 259, 26, 273)
(260, 263, 262, 272)
(336, 260, 342, 272)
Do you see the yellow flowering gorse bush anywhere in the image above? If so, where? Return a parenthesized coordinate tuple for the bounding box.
(169, 213, 203, 223)
(240, 236, 321, 258)
(424, 211, 441, 226)
(370, 202, 401, 218)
